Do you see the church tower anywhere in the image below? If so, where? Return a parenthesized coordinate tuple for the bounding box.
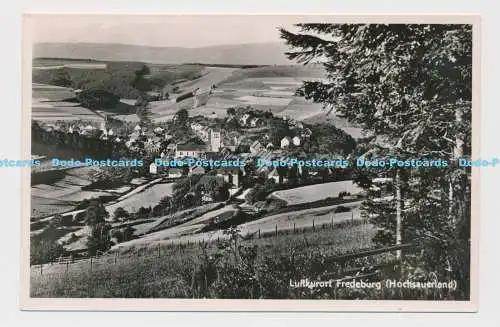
(210, 129, 222, 152)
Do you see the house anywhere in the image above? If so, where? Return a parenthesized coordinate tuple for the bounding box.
(199, 127, 211, 142)
(149, 163, 158, 174)
(175, 144, 207, 159)
(239, 113, 251, 126)
(209, 129, 222, 152)
(154, 127, 164, 134)
(216, 167, 243, 189)
(190, 122, 203, 132)
(210, 112, 218, 119)
(168, 168, 183, 179)
(134, 124, 142, 132)
(250, 140, 264, 154)
(145, 142, 161, 154)
(250, 117, 264, 128)
(292, 136, 301, 146)
(189, 166, 206, 176)
(266, 142, 274, 150)
(280, 136, 292, 148)
(301, 128, 313, 139)
(267, 168, 287, 184)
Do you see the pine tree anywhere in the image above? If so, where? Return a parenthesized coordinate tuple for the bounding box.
(280, 24, 472, 298)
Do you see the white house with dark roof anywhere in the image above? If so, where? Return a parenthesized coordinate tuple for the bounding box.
(280, 136, 292, 148)
(175, 144, 207, 159)
(292, 136, 301, 146)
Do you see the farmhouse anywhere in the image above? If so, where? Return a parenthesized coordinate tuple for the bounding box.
(280, 136, 292, 148)
(292, 136, 301, 146)
(175, 144, 207, 159)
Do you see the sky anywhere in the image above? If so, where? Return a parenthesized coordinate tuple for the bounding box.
(25, 14, 336, 48)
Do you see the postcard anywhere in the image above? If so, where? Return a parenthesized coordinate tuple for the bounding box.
(20, 13, 480, 311)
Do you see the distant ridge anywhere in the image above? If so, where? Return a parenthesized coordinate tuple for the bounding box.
(33, 42, 294, 65)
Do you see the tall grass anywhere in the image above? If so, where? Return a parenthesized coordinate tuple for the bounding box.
(30, 222, 462, 300)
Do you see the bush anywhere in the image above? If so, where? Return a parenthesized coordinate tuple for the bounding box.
(334, 205, 351, 213)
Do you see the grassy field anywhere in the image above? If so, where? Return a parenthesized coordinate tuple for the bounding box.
(31, 167, 103, 219)
(31, 222, 389, 299)
(269, 181, 364, 206)
(105, 182, 175, 215)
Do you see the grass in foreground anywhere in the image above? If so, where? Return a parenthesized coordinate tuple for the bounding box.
(30, 222, 461, 300)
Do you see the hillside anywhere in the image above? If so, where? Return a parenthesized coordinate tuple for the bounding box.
(33, 42, 294, 65)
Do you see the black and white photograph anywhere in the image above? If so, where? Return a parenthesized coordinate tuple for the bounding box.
(22, 14, 479, 310)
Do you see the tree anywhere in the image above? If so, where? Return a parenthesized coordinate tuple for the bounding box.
(84, 200, 109, 226)
(87, 223, 112, 256)
(51, 69, 72, 87)
(281, 24, 472, 297)
(84, 200, 112, 255)
(174, 108, 189, 129)
(113, 207, 129, 221)
(131, 64, 153, 126)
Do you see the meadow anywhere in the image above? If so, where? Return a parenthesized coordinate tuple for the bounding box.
(30, 220, 457, 300)
(269, 181, 364, 206)
(31, 222, 381, 299)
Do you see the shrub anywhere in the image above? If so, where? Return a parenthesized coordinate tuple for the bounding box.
(334, 205, 351, 213)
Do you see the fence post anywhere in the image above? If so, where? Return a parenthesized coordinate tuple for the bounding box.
(157, 244, 161, 258)
(90, 256, 93, 272)
(313, 219, 315, 231)
(275, 224, 278, 236)
(114, 253, 117, 265)
(351, 211, 354, 223)
(293, 223, 296, 233)
(258, 229, 261, 239)
(40, 263, 43, 275)
(331, 215, 334, 229)
(66, 262, 69, 274)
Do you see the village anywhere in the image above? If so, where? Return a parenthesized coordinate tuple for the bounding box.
(33, 103, 356, 208)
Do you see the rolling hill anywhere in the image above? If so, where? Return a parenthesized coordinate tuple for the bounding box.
(33, 42, 294, 66)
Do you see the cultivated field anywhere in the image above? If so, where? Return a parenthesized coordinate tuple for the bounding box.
(32, 84, 104, 122)
(30, 167, 103, 218)
(149, 66, 330, 124)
